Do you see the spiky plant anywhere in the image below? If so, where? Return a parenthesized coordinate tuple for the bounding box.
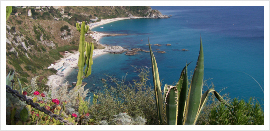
(75, 21, 94, 87)
(6, 6, 12, 20)
(149, 37, 231, 125)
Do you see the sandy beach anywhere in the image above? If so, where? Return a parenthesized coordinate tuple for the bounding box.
(89, 17, 142, 30)
(46, 17, 143, 89)
(46, 48, 108, 89)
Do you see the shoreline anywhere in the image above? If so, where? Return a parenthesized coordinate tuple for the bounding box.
(46, 17, 135, 90)
(89, 17, 143, 30)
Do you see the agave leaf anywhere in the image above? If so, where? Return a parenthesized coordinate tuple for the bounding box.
(177, 62, 190, 125)
(6, 71, 14, 87)
(6, 71, 11, 86)
(165, 85, 178, 125)
(184, 37, 204, 125)
(149, 39, 164, 124)
(193, 88, 232, 124)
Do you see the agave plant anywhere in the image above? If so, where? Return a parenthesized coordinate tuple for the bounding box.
(149, 37, 231, 125)
(75, 21, 94, 87)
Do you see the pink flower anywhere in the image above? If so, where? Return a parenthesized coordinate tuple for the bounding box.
(72, 113, 77, 118)
(33, 91, 40, 95)
(23, 91, 27, 95)
(36, 114, 39, 117)
(41, 93, 45, 97)
(52, 99, 60, 105)
(85, 113, 89, 117)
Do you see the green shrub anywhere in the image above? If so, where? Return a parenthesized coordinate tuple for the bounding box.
(56, 45, 78, 52)
(26, 36, 36, 45)
(41, 46, 47, 51)
(60, 25, 69, 32)
(89, 67, 158, 125)
(198, 97, 264, 125)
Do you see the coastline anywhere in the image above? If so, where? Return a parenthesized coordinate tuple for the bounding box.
(89, 17, 143, 30)
(46, 17, 134, 90)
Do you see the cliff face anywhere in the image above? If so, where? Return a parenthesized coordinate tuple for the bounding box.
(6, 6, 169, 86)
(146, 9, 169, 18)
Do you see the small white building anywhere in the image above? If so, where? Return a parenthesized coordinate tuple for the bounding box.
(28, 9, 32, 17)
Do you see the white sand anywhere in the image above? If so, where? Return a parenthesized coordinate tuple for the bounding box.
(89, 17, 142, 30)
(47, 48, 108, 89)
(47, 17, 143, 89)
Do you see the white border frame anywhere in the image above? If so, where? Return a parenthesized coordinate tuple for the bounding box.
(1, 1, 269, 130)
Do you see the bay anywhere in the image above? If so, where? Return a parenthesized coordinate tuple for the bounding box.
(65, 6, 264, 105)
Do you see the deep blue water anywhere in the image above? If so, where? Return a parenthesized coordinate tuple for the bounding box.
(66, 6, 264, 105)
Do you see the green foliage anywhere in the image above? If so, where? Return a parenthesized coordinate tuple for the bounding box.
(16, 20, 23, 24)
(56, 45, 78, 52)
(201, 98, 264, 125)
(49, 49, 62, 60)
(40, 12, 53, 20)
(78, 96, 89, 115)
(89, 67, 158, 125)
(60, 25, 70, 32)
(26, 36, 36, 45)
(6, 71, 15, 87)
(33, 25, 41, 41)
(20, 107, 29, 123)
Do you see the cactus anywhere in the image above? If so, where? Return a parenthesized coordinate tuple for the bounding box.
(149, 37, 231, 125)
(6, 6, 12, 20)
(76, 21, 94, 87)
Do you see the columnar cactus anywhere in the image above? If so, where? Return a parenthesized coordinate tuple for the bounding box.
(76, 21, 94, 87)
(6, 6, 12, 20)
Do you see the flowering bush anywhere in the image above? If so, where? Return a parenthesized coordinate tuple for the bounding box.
(33, 91, 40, 95)
(72, 113, 78, 118)
(41, 93, 45, 97)
(52, 99, 60, 105)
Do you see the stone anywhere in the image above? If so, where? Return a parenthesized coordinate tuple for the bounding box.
(182, 49, 188, 51)
(157, 51, 166, 53)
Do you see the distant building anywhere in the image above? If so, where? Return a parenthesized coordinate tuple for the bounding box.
(28, 9, 32, 17)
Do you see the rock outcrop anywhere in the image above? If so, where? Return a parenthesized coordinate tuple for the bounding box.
(104, 46, 128, 54)
(157, 51, 166, 53)
(146, 9, 169, 19)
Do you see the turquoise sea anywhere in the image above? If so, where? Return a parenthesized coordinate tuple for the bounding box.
(65, 6, 264, 105)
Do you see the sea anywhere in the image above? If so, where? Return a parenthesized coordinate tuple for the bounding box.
(65, 6, 264, 106)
